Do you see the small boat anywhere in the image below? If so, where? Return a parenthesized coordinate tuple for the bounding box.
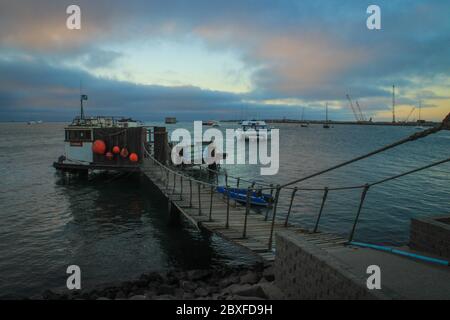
(203, 120, 220, 127)
(300, 107, 309, 127)
(216, 186, 273, 207)
(238, 120, 272, 140)
(415, 101, 425, 130)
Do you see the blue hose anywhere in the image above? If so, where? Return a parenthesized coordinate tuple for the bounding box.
(349, 241, 449, 267)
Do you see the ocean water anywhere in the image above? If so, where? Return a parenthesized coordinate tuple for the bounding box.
(0, 121, 449, 297)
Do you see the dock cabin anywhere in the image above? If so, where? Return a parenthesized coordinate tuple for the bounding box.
(55, 116, 147, 173)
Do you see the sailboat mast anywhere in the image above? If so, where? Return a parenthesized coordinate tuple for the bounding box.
(80, 80, 84, 120)
(326, 103, 328, 122)
(418, 100, 422, 122)
(392, 85, 396, 123)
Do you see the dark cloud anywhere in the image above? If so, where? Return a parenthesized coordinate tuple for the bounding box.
(0, 0, 449, 120)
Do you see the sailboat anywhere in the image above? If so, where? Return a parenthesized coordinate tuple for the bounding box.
(415, 100, 425, 130)
(323, 103, 330, 128)
(300, 107, 309, 127)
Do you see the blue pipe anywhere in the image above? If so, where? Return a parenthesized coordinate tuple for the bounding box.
(349, 241, 449, 267)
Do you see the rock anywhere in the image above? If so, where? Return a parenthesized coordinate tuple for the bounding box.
(180, 280, 198, 291)
(218, 275, 239, 288)
(230, 295, 265, 300)
(224, 283, 252, 295)
(115, 291, 126, 300)
(174, 288, 185, 299)
(258, 283, 285, 300)
(129, 295, 147, 300)
(239, 272, 260, 285)
(42, 290, 62, 300)
(154, 294, 175, 300)
(231, 284, 268, 299)
(187, 269, 211, 281)
(194, 287, 209, 297)
(263, 267, 275, 282)
(182, 292, 195, 300)
(157, 284, 175, 295)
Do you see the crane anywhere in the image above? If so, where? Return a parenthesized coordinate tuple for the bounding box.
(346, 94, 360, 122)
(404, 107, 416, 123)
(355, 100, 367, 122)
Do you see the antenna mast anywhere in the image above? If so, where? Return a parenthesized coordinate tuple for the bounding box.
(80, 80, 84, 120)
(392, 85, 396, 123)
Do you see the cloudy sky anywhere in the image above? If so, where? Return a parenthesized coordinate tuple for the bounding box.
(0, 0, 449, 121)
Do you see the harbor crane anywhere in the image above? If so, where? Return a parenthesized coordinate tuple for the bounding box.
(355, 101, 367, 122)
(404, 107, 416, 123)
(346, 94, 359, 122)
(346, 94, 367, 122)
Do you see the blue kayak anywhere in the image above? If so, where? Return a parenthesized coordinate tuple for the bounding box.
(216, 186, 273, 207)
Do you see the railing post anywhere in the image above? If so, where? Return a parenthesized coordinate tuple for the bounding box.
(349, 184, 370, 242)
(225, 174, 228, 188)
(189, 179, 193, 208)
(165, 170, 169, 190)
(180, 175, 183, 200)
(172, 172, 176, 194)
(209, 185, 214, 222)
(313, 187, 329, 233)
(225, 184, 230, 228)
(268, 185, 281, 250)
(270, 184, 274, 197)
(284, 187, 298, 227)
(242, 187, 252, 238)
(197, 182, 202, 215)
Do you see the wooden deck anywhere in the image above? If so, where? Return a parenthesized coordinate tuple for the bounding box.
(142, 158, 347, 262)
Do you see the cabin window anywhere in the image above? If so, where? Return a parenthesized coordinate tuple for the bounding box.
(65, 130, 92, 142)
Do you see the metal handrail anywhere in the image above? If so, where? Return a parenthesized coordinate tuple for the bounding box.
(143, 113, 450, 249)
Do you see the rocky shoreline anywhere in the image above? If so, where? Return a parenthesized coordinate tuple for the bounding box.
(38, 263, 284, 300)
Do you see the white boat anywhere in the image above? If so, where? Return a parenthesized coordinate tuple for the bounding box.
(238, 120, 272, 140)
(300, 107, 309, 127)
(415, 101, 425, 130)
(203, 120, 220, 127)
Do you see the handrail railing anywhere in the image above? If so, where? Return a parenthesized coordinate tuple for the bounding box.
(143, 113, 450, 250)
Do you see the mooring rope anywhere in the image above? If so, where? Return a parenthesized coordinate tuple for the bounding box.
(278, 113, 450, 189)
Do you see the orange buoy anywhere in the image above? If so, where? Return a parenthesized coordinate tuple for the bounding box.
(105, 152, 114, 160)
(92, 140, 106, 155)
(112, 146, 120, 154)
(129, 153, 138, 163)
(120, 147, 129, 158)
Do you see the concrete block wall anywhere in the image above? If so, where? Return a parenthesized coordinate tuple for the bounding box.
(410, 215, 450, 259)
(274, 231, 388, 300)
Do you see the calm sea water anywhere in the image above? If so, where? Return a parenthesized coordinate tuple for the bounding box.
(0, 122, 449, 297)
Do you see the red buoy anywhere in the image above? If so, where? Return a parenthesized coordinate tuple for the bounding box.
(120, 147, 129, 158)
(112, 146, 120, 154)
(105, 152, 114, 160)
(129, 153, 138, 163)
(92, 140, 106, 155)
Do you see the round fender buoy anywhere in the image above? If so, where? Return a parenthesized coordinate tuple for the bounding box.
(120, 147, 129, 158)
(129, 153, 138, 163)
(92, 140, 106, 155)
(112, 146, 120, 154)
(105, 152, 114, 160)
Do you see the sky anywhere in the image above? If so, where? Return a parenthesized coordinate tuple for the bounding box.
(0, 0, 449, 122)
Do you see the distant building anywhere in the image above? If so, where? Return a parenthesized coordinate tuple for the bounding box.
(165, 117, 177, 124)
